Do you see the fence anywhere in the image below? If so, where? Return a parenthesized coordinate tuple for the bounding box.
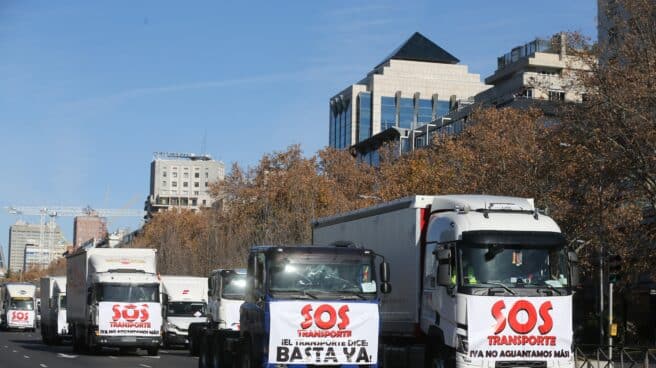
(575, 345, 656, 368)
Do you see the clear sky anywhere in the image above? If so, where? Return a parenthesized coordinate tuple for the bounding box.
(0, 0, 597, 261)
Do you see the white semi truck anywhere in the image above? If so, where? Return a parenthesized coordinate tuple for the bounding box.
(160, 275, 208, 348)
(0, 282, 37, 331)
(313, 195, 579, 368)
(40, 276, 69, 344)
(66, 248, 162, 355)
(191, 268, 246, 359)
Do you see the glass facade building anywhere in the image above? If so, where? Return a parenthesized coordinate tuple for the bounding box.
(357, 92, 372, 142)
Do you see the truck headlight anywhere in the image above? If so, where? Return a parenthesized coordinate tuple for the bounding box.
(456, 335, 468, 354)
(166, 322, 178, 331)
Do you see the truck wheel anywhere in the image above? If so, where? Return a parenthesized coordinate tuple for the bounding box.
(239, 339, 258, 368)
(199, 333, 210, 368)
(147, 347, 159, 356)
(210, 333, 225, 368)
(189, 332, 199, 356)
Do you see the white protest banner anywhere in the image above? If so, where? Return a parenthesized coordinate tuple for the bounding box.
(98, 302, 162, 337)
(467, 295, 573, 361)
(268, 301, 379, 365)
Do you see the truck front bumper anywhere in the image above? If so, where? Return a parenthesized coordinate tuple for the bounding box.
(164, 331, 189, 346)
(94, 335, 161, 348)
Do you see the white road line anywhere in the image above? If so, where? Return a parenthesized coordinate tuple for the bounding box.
(108, 356, 117, 359)
(3, 345, 7, 348)
(56, 353, 78, 359)
(139, 364, 152, 368)
(23, 355, 30, 359)
(12, 350, 17, 353)
(144, 355, 161, 359)
(40, 364, 48, 368)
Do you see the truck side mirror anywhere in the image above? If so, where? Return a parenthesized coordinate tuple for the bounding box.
(379, 261, 392, 294)
(568, 250, 580, 288)
(436, 249, 452, 286)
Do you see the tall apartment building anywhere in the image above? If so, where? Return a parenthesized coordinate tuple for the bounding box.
(73, 215, 108, 249)
(8, 221, 67, 273)
(145, 152, 225, 215)
(0, 244, 6, 277)
(329, 32, 489, 155)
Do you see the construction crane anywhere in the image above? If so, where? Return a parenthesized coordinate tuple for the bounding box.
(4, 205, 146, 268)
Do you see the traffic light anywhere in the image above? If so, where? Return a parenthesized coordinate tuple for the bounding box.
(608, 254, 622, 283)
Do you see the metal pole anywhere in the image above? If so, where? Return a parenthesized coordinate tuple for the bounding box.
(608, 282, 613, 360)
(599, 242, 604, 347)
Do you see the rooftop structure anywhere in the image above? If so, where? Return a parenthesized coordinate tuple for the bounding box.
(145, 152, 225, 214)
(329, 32, 489, 157)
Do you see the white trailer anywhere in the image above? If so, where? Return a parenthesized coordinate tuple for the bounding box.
(160, 275, 208, 348)
(313, 195, 580, 368)
(0, 282, 37, 331)
(40, 276, 69, 344)
(66, 248, 162, 355)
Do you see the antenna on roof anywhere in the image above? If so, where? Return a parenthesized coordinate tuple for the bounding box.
(201, 129, 207, 156)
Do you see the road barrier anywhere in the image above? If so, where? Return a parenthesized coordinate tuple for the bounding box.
(575, 345, 656, 368)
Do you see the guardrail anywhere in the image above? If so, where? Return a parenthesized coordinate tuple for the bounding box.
(575, 345, 656, 368)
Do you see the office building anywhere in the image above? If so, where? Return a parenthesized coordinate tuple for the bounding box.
(145, 152, 225, 215)
(23, 243, 67, 271)
(0, 244, 6, 277)
(329, 32, 489, 156)
(73, 215, 108, 249)
(351, 33, 588, 162)
(8, 221, 67, 273)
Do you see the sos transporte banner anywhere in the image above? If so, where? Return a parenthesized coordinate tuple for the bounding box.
(468, 296, 573, 361)
(7, 309, 35, 327)
(98, 302, 162, 337)
(268, 301, 379, 365)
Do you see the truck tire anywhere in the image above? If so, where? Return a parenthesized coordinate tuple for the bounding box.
(199, 333, 210, 368)
(211, 333, 226, 368)
(239, 338, 258, 368)
(72, 325, 81, 353)
(147, 347, 159, 356)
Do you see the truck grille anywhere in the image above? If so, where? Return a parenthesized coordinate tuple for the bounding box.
(496, 361, 547, 368)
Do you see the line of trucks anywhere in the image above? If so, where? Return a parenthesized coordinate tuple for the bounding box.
(0, 194, 581, 368)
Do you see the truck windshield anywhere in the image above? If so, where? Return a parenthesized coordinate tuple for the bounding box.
(167, 302, 206, 317)
(269, 254, 376, 298)
(96, 283, 160, 303)
(222, 274, 246, 300)
(59, 295, 66, 309)
(10, 298, 34, 310)
(459, 245, 569, 289)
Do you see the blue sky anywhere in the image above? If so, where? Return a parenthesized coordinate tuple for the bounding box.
(0, 0, 597, 261)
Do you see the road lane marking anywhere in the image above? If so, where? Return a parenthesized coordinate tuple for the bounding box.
(40, 364, 48, 368)
(144, 355, 160, 359)
(108, 356, 117, 359)
(139, 364, 152, 368)
(12, 350, 17, 353)
(23, 355, 30, 359)
(56, 353, 78, 358)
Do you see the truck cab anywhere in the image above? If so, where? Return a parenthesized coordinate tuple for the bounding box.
(40, 276, 69, 344)
(0, 283, 37, 331)
(160, 276, 209, 348)
(194, 269, 246, 364)
(238, 245, 389, 368)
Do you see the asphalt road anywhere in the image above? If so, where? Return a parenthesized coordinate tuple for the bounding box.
(0, 329, 197, 368)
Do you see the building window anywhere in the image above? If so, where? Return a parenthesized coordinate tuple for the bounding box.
(194, 191, 199, 195)
(172, 181, 177, 187)
(548, 90, 565, 101)
(417, 99, 432, 125)
(172, 172, 178, 178)
(191, 199, 197, 206)
(202, 200, 207, 206)
(162, 181, 167, 186)
(183, 182, 188, 187)
(357, 92, 372, 142)
(195, 172, 200, 178)
(183, 172, 189, 178)
(521, 88, 534, 99)
(162, 171, 167, 178)
(194, 182, 199, 187)
(205, 182, 208, 187)
(399, 97, 414, 129)
(205, 172, 209, 178)
(329, 108, 336, 148)
(435, 100, 450, 119)
(381, 96, 396, 130)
